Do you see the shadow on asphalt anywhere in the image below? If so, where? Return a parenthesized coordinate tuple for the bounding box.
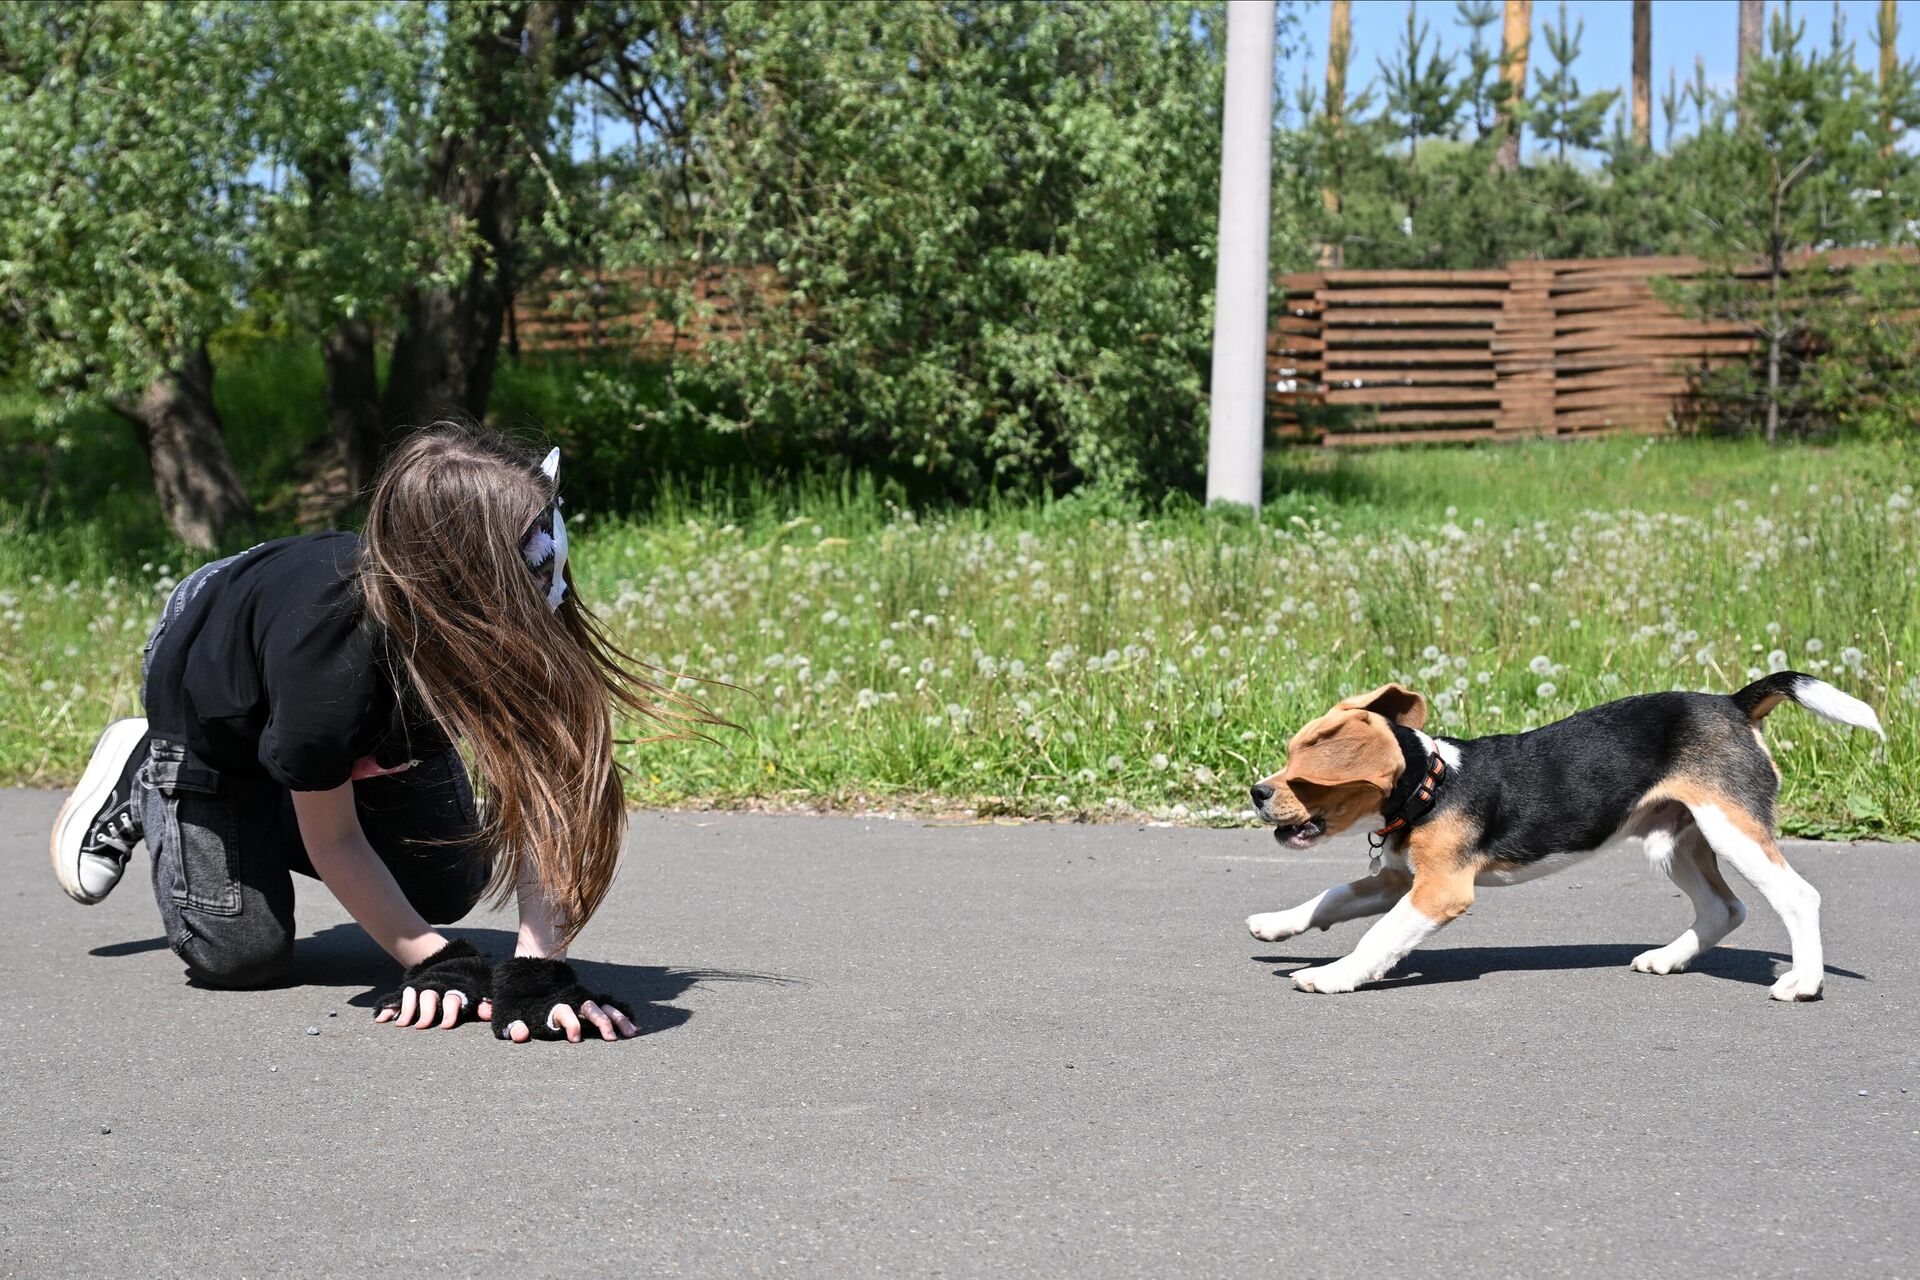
(1254, 943, 1867, 989)
(89, 936, 171, 958)
(92, 924, 799, 1038)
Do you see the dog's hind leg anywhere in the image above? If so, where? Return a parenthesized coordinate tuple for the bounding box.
(1248, 867, 1411, 943)
(1683, 800, 1823, 1001)
(1632, 822, 1748, 976)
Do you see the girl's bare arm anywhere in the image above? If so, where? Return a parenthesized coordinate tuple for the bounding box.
(513, 860, 566, 961)
(292, 785, 487, 1031)
(499, 870, 639, 1044)
(292, 784, 447, 965)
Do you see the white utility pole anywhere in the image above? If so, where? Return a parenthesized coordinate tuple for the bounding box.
(1206, 0, 1276, 511)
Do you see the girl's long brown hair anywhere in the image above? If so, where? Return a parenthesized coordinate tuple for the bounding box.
(358, 422, 721, 946)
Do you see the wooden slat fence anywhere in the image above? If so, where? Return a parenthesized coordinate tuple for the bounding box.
(514, 253, 1903, 443)
(510, 266, 767, 361)
(1270, 250, 1903, 443)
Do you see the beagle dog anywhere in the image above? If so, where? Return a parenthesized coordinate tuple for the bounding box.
(1245, 673, 1884, 1001)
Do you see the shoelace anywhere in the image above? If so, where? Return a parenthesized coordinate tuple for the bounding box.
(85, 804, 139, 858)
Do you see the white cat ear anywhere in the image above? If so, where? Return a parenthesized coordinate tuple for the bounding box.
(540, 447, 561, 483)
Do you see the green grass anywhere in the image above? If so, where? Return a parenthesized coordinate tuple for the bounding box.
(4, 430, 1914, 836)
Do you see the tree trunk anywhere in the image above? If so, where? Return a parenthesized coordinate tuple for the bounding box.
(1317, 0, 1351, 269)
(1495, 0, 1532, 172)
(1765, 328, 1782, 443)
(300, 148, 389, 495)
(322, 319, 386, 494)
(114, 346, 257, 551)
(1406, 120, 1420, 241)
(1881, 0, 1900, 150)
(1737, 0, 1764, 124)
(383, 2, 567, 432)
(1631, 0, 1651, 149)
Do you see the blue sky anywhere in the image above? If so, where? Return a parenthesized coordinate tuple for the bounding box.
(1282, 0, 1920, 150)
(569, 2, 1920, 162)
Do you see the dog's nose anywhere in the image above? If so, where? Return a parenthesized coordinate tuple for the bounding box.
(1250, 782, 1275, 807)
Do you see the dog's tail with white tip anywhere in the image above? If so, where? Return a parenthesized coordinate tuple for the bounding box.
(1733, 671, 1885, 739)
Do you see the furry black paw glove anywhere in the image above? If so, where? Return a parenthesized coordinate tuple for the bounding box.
(491, 956, 633, 1040)
(376, 938, 493, 1017)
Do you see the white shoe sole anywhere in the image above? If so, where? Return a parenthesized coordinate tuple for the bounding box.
(50, 717, 149, 904)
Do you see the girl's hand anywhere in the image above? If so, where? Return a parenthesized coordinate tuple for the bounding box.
(372, 938, 494, 1030)
(501, 996, 639, 1043)
(377, 990, 495, 1030)
(491, 956, 641, 1043)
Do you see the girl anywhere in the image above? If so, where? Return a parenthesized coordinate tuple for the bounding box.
(50, 423, 713, 1043)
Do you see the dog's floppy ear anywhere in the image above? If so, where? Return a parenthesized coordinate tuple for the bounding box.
(1336, 682, 1428, 730)
(1284, 712, 1403, 795)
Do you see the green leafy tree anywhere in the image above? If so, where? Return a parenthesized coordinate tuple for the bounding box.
(377, 3, 589, 435)
(588, 0, 1281, 497)
(243, 1, 462, 494)
(254, 1, 597, 499)
(1, 2, 594, 542)
(0, 3, 263, 548)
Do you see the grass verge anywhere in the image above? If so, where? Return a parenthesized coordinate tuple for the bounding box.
(2, 434, 1913, 837)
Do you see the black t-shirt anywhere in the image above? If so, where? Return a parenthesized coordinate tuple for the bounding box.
(143, 532, 453, 791)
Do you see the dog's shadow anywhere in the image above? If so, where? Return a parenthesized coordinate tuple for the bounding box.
(1254, 943, 1866, 990)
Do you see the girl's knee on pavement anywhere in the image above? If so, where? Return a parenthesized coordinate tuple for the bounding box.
(174, 927, 295, 990)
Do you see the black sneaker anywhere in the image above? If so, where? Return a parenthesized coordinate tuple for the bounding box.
(50, 718, 150, 904)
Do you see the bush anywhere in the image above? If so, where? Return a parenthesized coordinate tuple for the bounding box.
(598, 1, 1294, 500)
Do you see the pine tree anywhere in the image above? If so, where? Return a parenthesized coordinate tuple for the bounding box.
(1527, 0, 1619, 162)
(1291, 1, 1379, 269)
(1660, 65, 1682, 150)
(1872, 0, 1919, 150)
(1456, 0, 1503, 140)
(1320, 0, 1356, 266)
(1667, 6, 1920, 440)
(1376, 3, 1465, 236)
(1494, 0, 1532, 171)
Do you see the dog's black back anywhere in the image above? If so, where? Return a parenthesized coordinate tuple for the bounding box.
(1434, 692, 1777, 862)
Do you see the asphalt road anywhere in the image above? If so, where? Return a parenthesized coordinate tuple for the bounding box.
(2, 789, 1915, 1278)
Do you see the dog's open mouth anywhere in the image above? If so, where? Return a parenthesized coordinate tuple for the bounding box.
(1273, 816, 1325, 848)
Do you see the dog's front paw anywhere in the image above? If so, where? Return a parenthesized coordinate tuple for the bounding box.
(1247, 910, 1308, 943)
(1630, 944, 1693, 976)
(1769, 969, 1824, 1002)
(1290, 962, 1365, 994)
